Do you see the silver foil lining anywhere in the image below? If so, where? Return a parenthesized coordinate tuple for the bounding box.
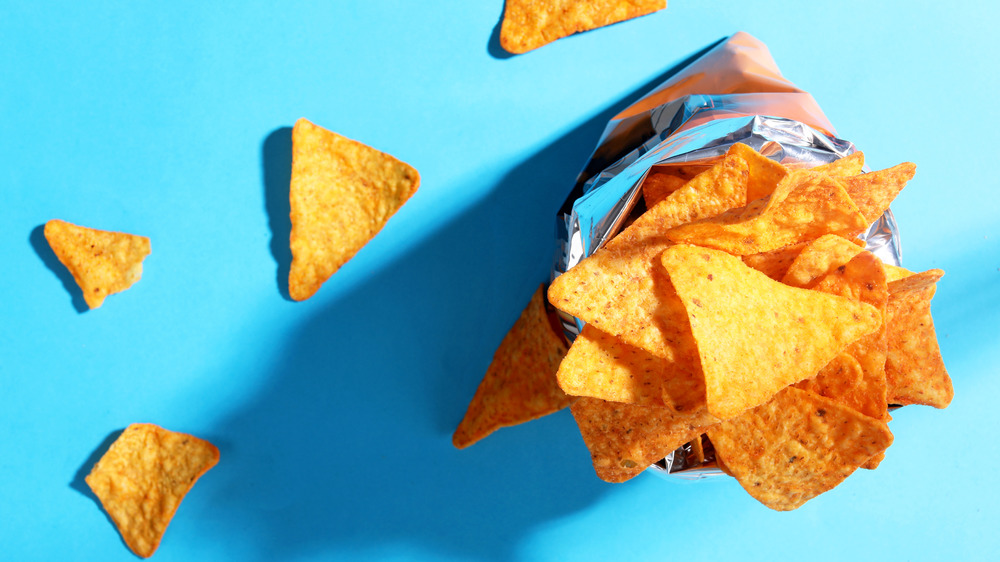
(551, 104, 902, 480)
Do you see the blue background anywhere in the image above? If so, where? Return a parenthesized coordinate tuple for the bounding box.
(2, 1, 998, 560)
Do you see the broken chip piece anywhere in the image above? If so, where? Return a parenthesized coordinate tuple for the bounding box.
(452, 285, 572, 448)
(85, 424, 219, 558)
(499, 0, 666, 54)
(43, 219, 151, 309)
(288, 118, 419, 301)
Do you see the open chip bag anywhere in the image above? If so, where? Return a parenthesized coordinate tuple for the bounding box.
(455, 32, 952, 510)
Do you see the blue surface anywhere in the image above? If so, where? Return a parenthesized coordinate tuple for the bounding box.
(2, 2, 998, 560)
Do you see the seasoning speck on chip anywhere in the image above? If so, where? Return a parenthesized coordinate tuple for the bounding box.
(85, 424, 219, 558)
(499, 0, 666, 54)
(288, 118, 419, 301)
(43, 219, 151, 309)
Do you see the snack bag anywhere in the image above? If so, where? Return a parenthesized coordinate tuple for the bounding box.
(552, 32, 905, 479)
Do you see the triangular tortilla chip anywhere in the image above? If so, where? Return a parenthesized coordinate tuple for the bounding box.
(44, 219, 151, 309)
(660, 245, 881, 419)
(707, 387, 893, 511)
(803, 252, 890, 423)
(571, 397, 716, 483)
(556, 324, 707, 414)
(742, 242, 808, 280)
(781, 234, 866, 289)
(499, 0, 665, 54)
(811, 151, 865, 176)
(728, 142, 789, 203)
(664, 169, 868, 255)
(885, 270, 953, 408)
(840, 162, 915, 224)
(288, 118, 419, 301)
(453, 286, 571, 448)
(86, 424, 219, 558)
(548, 146, 749, 357)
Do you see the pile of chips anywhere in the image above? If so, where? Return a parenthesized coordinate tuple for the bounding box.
(455, 143, 952, 511)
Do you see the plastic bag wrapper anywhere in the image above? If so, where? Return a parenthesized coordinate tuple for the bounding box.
(550, 32, 901, 480)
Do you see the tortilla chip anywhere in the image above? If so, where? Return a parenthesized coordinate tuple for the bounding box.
(707, 387, 893, 511)
(571, 397, 715, 483)
(548, 146, 749, 357)
(742, 242, 807, 280)
(664, 170, 868, 255)
(781, 234, 867, 289)
(885, 270, 953, 408)
(641, 170, 690, 208)
(806, 252, 890, 423)
(660, 245, 882, 419)
(812, 151, 865, 176)
(884, 264, 915, 283)
(288, 118, 419, 301)
(499, 0, 666, 54)
(43, 219, 151, 309)
(556, 324, 706, 414)
(841, 162, 916, 224)
(453, 285, 572, 448)
(622, 146, 750, 244)
(85, 424, 219, 558)
(727, 142, 789, 202)
(794, 352, 864, 401)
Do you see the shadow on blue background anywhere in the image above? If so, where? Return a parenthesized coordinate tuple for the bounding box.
(209, 40, 727, 560)
(30, 224, 89, 313)
(486, 3, 515, 60)
(262, 127, 295, 302)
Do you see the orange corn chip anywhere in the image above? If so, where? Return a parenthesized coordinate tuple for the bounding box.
(727, 142, 789, 203)
(840, 162, 916, 224)
(660, 245, 881, 419)
(884, 263, 915, 283)
(453, 285, 572, 448)
(641, 171, 688, 208)
(571, 397, 716, 483)
(288, 118, 419, 301)
(548, 147, 749, 357)
(811, 151, 865, 176)
(742, 242, 807, 280)
(781, 234, 866, 289)
(707, 387, 892, 511)
(664, 169, 868, 255)
(499, 0, 666, 54)
(556, 324, 707, 414)
(795, 353, 864, 399)
(805, 252, 890, 423)
(43, 219, 151, 309)
(85, 424, 219, 558)
(885, 270, 953, 408)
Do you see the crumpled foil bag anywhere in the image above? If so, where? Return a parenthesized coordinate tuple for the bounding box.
(551, 32, 901, 480)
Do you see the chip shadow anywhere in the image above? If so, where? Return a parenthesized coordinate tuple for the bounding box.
(30, 224, 89, 313)
(261, 126, 294, 301)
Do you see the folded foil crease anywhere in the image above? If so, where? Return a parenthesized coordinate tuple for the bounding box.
(551, 33, 902, 479)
